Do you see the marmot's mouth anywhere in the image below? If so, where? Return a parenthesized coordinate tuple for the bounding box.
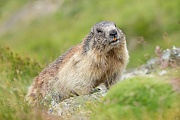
(109, 37, 120, 45)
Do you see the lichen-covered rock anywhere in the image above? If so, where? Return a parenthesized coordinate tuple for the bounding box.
(124, 46, 180, 79)
(49, 92, 104, 120)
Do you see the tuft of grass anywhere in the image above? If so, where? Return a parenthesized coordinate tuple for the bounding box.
(0, 46, 61, 120)
(0, 46, 42, 80)
(91, 76, 180, 120)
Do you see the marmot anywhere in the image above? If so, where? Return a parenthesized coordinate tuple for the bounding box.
(26, 21, 129, 105)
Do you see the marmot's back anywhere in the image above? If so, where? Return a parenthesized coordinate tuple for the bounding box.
(26, 21, 129, 105)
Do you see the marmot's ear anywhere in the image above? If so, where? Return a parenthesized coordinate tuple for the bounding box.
(90, 28, 94, 36)
(117, 28, 122, 33)
(114, 22, 116, 27)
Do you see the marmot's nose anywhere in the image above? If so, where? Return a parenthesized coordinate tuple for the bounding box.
(109, 29, 117, 37)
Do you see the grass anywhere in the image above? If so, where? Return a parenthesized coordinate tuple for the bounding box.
(91, 75, 180, 120)
(0, 46, 46, 120)
(0, 0, 180, 119)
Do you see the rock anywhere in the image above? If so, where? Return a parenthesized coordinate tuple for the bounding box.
(159, 46, 180, 68)
(158, 70, 168, 76)
(124, 46, 180, 79)
(49, 92, 104, 120)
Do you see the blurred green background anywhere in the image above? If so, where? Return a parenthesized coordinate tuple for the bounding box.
(0, 0, 180, 120)
(1, 0, 179, 68)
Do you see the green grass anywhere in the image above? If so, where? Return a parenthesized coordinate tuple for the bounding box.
(92, 76, 180, 120)
(0, 46, 46, 120)
(0, 0, 180, 119)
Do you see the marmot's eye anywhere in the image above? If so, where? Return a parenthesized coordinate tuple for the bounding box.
(96, 28, 103, 33)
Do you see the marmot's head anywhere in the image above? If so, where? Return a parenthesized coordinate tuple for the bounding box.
(84, 21, 126, 53)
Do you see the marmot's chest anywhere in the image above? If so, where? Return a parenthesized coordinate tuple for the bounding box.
(72, 51, 123, 77)
(92, 55, 122, 74)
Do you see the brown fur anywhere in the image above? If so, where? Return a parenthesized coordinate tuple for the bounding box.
(26, 21, 129, 105)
